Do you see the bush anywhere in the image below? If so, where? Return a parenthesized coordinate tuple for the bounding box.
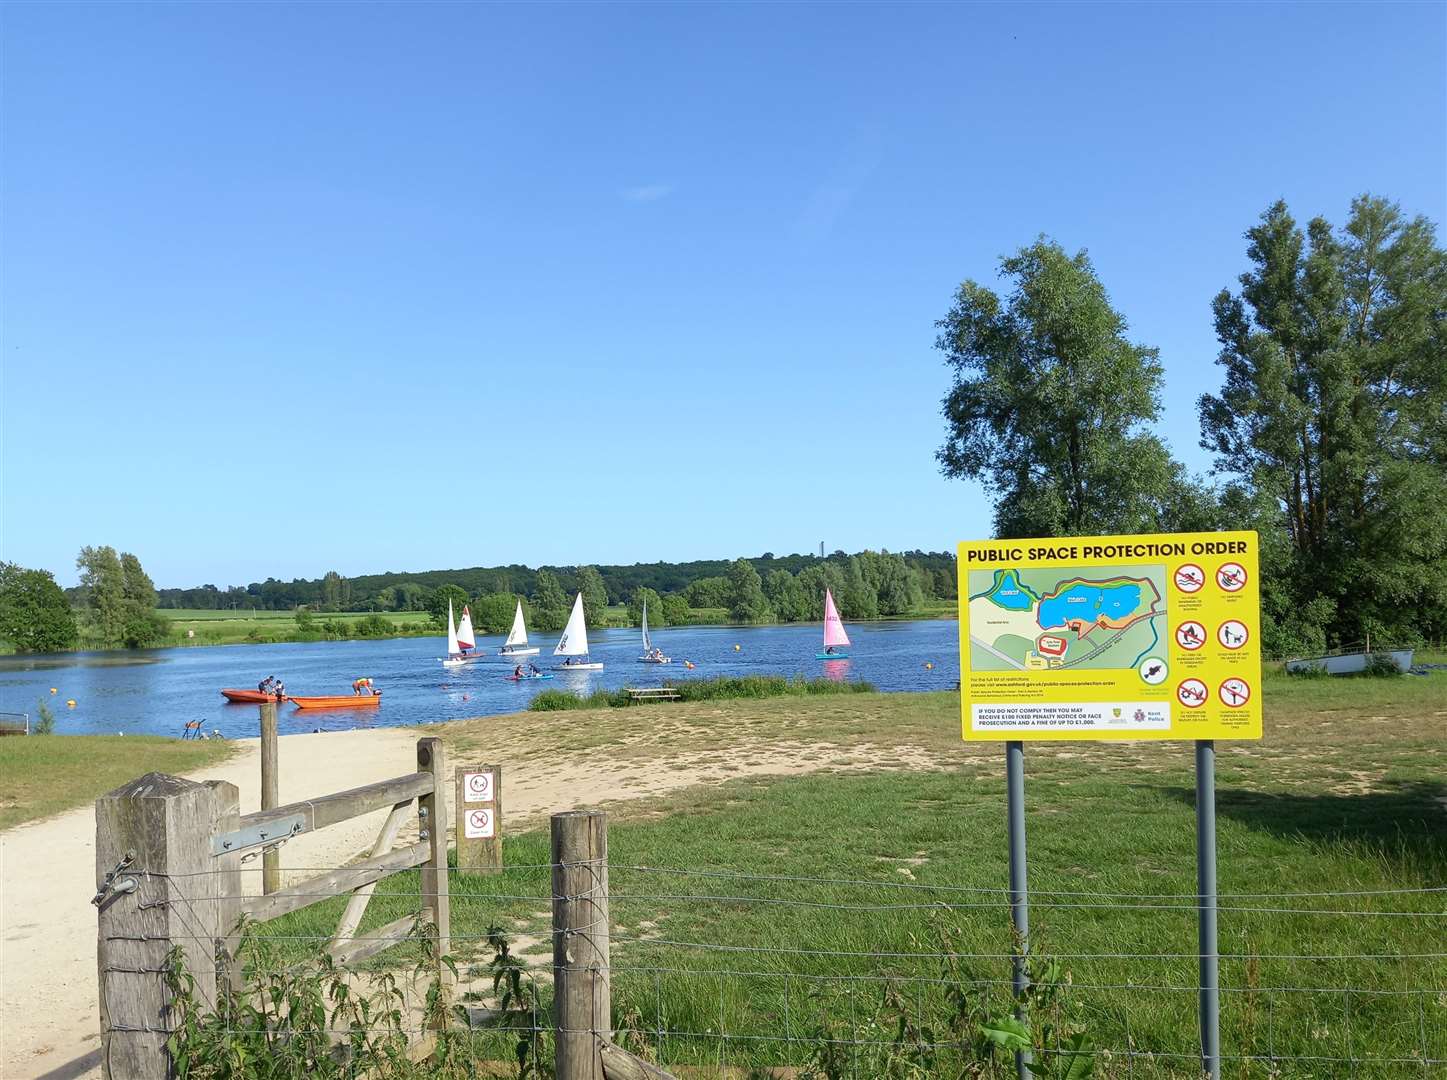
(353, 614, 394, 638)
(1362, 652, 1406, 678)
(32, 699, 55, 735)
(529, 675, 874, 711)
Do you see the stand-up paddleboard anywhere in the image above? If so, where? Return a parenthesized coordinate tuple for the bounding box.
(816, 588, 851, 660)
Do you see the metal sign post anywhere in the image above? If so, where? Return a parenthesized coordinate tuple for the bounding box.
(1006, 739, 1031, 1080)
(1195, 740, 1220, 1079)
(956, 530, 1261, 1078)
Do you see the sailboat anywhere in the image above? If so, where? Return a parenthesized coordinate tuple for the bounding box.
(816, 587, 851, 659)
(637, 598, 670, 664)
(498, 600, 540, 657)
(441, 600, 484, 666)
(554, 593, 603, 670)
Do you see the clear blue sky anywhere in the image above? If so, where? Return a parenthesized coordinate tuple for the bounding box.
(3, 2, 1443, 589)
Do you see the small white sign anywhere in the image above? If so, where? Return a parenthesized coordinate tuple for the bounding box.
(464, 771, 494, 803)
(464, 808, 495, 839)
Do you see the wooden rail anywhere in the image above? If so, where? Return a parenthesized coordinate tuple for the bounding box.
(236, 771, 434, 842)
(239, 840, 431, 922)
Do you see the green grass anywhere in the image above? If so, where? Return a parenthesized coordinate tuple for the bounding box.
(156, 608, 434, 647)
(255, 672, 1445, 1077)
(0, 734, 236, 829)
(529, 674, 877, 711)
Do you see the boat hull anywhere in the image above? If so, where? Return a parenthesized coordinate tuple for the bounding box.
(221, 689, 288, 704)
(638, 657, 671, 664)
(499, 647, 541, 657)
(1285, 649, 1413, 675)
(441, 652, 488, 666)
(506, 673, 554, 681)
(290, 694, 382, 710)
(554, 662, 604, 671)
(817, 652, 850, 660)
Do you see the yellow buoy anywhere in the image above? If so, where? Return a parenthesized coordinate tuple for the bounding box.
(50, 687, 58, 694)
(66, 699, 77, 708)
(734, 644, 741, 652)
(925, 662, 933, 670)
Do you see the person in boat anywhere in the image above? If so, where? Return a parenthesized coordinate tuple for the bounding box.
(273, 679, 285, 698)
(824, 646, 839, 655)
(353, 677, 373, 696)
(258, 676, 273, 694)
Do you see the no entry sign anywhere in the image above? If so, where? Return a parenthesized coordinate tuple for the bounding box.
(957, 530, 1262, 741)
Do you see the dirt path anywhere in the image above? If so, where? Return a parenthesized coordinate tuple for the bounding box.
(1, 724, 936, 1080)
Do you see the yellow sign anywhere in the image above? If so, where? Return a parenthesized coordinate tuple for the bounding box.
(957, 531, 1261, 741)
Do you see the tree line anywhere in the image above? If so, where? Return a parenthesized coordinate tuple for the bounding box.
(937, 194, 1445, 656)
(145, 550, 958, 615)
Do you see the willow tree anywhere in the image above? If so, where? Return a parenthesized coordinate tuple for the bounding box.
(936, 239, 1194, 538)
(1200, 196, 1447, 648)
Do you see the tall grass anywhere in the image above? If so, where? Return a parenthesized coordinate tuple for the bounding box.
(529, 674, 875, 711)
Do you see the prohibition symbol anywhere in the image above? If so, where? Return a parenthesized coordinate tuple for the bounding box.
(1177, 678, 1208, 708)
(465, 808, 495, 839)
(1219, 678, 1251, 708)
(1217, 620, 1249, 650)
(1173, 563, 1205, 593)
(464, 771, 494, 803)
(1216, 562, 1247, 592)
(1175, 621, 1206, 651)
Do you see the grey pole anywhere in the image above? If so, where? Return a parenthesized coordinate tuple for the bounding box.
(1006, 739, 1031, 1080)
(1195, 739, 1221, 1079)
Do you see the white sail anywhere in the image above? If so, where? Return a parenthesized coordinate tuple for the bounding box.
(641, 598, 653, 652)
(505, 601, 529, 648)
(554, 593, 590, 656)
(457, 605, 476, 650)
(445, 599, 460, 657)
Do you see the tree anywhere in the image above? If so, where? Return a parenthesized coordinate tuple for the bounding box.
(0, 563, 78, 652)
(320, 570, 351, 612)
(661, 593, 691, 626)
(393, 582, 427, 611)
(839, 557, 879, 620)
(683, 576, 731, 609)
(76, 545, 126, 647)
(426, 584, 470, 630)
(796, 563, 846, 621)
(530, 570, 570, 633)
(576, 566, 609, 628)
(628, 587, 663, 628)
(936, 238, 1189, 537)
(764, 570, 809, 622)
(727, 559, 773, 623)
(1199, 196, 1447, 648)
(117, 552, 167, 648)
(472, 592, 520, 635)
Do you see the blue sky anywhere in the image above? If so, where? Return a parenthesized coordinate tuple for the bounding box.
(3, 2, 1443, 588)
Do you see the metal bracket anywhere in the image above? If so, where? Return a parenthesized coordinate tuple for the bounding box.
(212, 813, 306, 856)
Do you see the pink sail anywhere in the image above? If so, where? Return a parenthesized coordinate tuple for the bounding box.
(823, 588, 851, 648)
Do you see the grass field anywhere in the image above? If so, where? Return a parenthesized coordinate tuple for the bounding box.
(0, 734, 236, 830)
(256, 670, 1446, 1077)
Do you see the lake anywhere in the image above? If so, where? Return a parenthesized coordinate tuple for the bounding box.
(0, 620, 961, 738)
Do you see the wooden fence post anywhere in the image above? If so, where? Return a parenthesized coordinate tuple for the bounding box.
(210, 780, 243, 994)
(455, 764, 503, 874)
(260, 701, 280, 895)
(417, 737, 451, 998)
(553, 810, 610, 1080)
(95, 773, 231, 1079)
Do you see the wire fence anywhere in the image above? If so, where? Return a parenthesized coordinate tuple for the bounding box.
(99, 850, 1447, 1080)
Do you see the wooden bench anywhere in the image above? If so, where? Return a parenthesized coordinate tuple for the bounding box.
(626, 687, 681, 703)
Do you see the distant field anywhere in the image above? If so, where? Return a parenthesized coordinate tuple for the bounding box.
(160, 608, 432, 624)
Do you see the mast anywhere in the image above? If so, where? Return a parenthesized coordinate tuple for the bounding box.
(641, 598, 652, 653)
